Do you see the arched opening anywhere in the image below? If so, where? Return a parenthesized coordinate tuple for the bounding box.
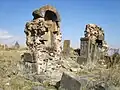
(44, 10, 58, 22)
(96, 39, 103, 48)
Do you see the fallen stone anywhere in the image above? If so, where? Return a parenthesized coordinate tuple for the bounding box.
(59, 72, 81, 90)
(21, 52, 35, 63)
(77, 56, 87, 65)
(19, 62, 37, 74)
(58, 72, 114, 90)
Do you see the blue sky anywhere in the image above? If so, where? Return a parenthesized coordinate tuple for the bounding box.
(0, 0, 120, 48)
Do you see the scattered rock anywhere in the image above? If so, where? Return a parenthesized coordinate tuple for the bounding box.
(59, 72, 81, 90)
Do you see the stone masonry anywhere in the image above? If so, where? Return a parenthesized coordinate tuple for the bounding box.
(22, 5, 62, 77)
(24, 5, 62, 54)
(63, 40, 70, 55)
(78, 24, 108, 64)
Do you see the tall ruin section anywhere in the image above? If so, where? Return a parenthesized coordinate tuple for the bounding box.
(23, 5, 62, 74)
(25, 5, 62, 54)
(78, 24, 108, 64)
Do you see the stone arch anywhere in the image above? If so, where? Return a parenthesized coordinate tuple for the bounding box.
(39, 5, 61, 22)
(44, 10, 58, 21)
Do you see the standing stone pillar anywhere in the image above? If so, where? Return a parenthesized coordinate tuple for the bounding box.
(78, 24, 108, 65)
(63, 40, 70, 55)
(91, 43, 98, 63)
(77, 38, 91, 64)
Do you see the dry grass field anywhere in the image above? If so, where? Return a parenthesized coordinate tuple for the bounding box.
(0, 50, 120, 90)
(0, 50, 41, 90)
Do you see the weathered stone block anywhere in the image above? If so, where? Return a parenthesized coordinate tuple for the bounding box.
(80, 38, 89, 57)
(80, 24, 108, 64)
(63, 40, 70, 55)
(19, 61, 37, 74)
(77, 56, 87, 65)
(59, 72, 81, 90)
(21, 53, 35, 63)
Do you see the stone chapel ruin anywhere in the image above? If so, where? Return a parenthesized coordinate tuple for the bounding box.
(25, 5, 62, 54)
(21, 5, 109, 75)
(19, 5, 113, 90)
(21, 5, 62, 77)
(78, 24, 108, 64)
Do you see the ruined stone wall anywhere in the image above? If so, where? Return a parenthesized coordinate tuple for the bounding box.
(78, 24, 108, 64)
(84, 24, 104, 44)
(63, 40, 70, 55)
(25, 8, 62, 53)
(23, 5, 62, 74)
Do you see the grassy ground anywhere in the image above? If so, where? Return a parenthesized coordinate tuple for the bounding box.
(1, 50, 120, 90)
(0, 50, 41, 90)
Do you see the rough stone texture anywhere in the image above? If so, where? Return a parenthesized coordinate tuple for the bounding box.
(19, 5, 82, 85)
(77, 56, 87, 65)
(78, 24, 108, 64)
(24, 5, 62, 54)
(23, 5, 62, 75)
(19, 5, 114, 90)
(59, 72, 81, 90)
(84, 24, 104, 41)
(80, 38, 89, 58)
(58, 72, 115, 90)
(63, 40, 70, 55)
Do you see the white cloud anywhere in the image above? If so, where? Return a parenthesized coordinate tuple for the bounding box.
(0, 28, 13, 39)
(0, 28, 26, 46)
